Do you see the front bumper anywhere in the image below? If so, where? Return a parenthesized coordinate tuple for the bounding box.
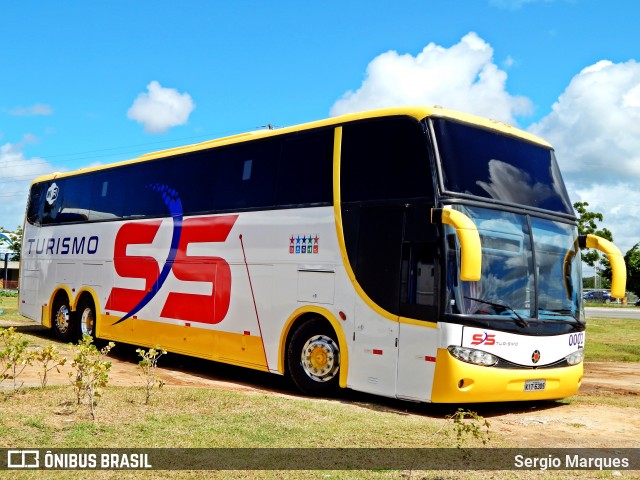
(430, 348, 583, 403)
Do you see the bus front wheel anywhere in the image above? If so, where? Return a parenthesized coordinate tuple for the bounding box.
(52, 294, 75, 341)
(287, 319, 340, 396)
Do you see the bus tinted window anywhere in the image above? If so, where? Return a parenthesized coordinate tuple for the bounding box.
(26, 183, 46, 225)
(341, 117, 432, 203)
(277, 130, 333, 206)
(28, 128, 336, 226)
(160, 150, 218, 216)
(214, 139, 279, 211)
(89, 170, 126, 221)
(57, 176, 92, 223)
(39, 177, 92, 224)
(121, 161, 172, 218)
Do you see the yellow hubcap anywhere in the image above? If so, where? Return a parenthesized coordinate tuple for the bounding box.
(310, 346, 328, 369)
(301, 334, 339, 381)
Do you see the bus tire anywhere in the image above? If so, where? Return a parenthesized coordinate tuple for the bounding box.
(77, 296, 97, 339)
(52, 293, 75, 341)
(287, 318, 340, 396)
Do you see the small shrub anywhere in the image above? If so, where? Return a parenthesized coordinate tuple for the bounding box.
(0, 327, 34, 392)
(34, 344, 67, 389)
(136, 345, 167, 405)
(68, 335, 115, 420)
(444, 408, 491, 449)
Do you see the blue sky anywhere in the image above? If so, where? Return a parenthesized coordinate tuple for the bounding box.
(2, 0, 640, 269)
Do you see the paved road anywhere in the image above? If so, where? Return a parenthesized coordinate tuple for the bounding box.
(585, 306, 640, 319)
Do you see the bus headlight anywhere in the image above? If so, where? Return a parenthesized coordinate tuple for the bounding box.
(448, 346, 498, 366)
(565, 349, 584, 365)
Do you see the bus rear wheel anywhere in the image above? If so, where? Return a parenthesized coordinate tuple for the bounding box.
(52, 294, 75, 341)
(77, 296, 96, 338)
(287, 319, 340, 396)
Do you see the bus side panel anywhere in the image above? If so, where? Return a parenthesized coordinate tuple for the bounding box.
(18, 262, 42, 321)
(347, 297, 399, 398)
(20, 207, 355, 380)
(95, 207, 345, 375)
(396, 321, 438, 401)
(97, 260, 275, 371)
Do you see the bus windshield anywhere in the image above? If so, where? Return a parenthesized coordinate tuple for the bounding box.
(445, 205, 581, 324)
(433, 118, 574, 215)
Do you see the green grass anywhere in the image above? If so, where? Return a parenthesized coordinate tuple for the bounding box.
(0, 386, 480, 480)
(585, 317, 640, 361)
(0, 386, 452, 449)
(0, 293, 25, 323)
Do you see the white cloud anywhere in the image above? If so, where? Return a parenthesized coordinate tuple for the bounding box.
(330, 32, 532, 126)
(0, 139, 54, 230)
(529, 59, 640, 254)
(6, 104, 53, 116)
(127, 81, 195, 134)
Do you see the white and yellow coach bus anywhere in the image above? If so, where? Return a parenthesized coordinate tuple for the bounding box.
(19, 107, 626, 403)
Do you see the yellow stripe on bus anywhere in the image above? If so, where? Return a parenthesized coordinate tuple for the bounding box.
(99, 315, 269, 372)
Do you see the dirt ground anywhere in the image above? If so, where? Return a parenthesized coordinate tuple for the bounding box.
(2, 319, 639, 449)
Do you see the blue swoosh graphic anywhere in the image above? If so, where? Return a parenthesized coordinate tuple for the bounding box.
(112, 184, 183, 326)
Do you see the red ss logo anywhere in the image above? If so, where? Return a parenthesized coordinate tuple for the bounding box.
(105, 215, 238, 324)
(471, 333, 496, 346)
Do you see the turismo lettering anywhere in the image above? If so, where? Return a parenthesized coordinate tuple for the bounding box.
(26, 236, 99, 256)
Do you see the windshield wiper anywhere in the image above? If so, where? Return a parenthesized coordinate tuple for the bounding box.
(537, 310, 583, 324)
(464, 296, 530, 328)
(538, 309, 573, 316)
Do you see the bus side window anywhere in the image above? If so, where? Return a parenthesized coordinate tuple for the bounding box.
(26, 183, 46, 225)
(341, 117, 432, 202)
(277, 130, 333, 207)
(215, 139, 279, 211)
(401, 244, 434, 305)
(89, 171, 127, 221)
(41, 177, 92, 224)
(340, 117, 437, 320)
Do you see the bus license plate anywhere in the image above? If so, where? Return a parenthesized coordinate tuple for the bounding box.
(524, 379, 546, 391)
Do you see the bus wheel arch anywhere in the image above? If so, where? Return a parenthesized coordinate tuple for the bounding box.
(286, 315, 341, 396)
(51, 290, 75, 341)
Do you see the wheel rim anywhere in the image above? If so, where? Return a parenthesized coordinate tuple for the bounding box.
(55, 305, 70, 334)
(80, 307, 95, 336)
(300, 335, 339, 382)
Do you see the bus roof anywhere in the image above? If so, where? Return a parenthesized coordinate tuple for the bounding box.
(31, 106, 552, 184)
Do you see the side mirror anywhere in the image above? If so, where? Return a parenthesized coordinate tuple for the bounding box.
(432, 207, 481, 281)
(579, 234, 627, 299)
